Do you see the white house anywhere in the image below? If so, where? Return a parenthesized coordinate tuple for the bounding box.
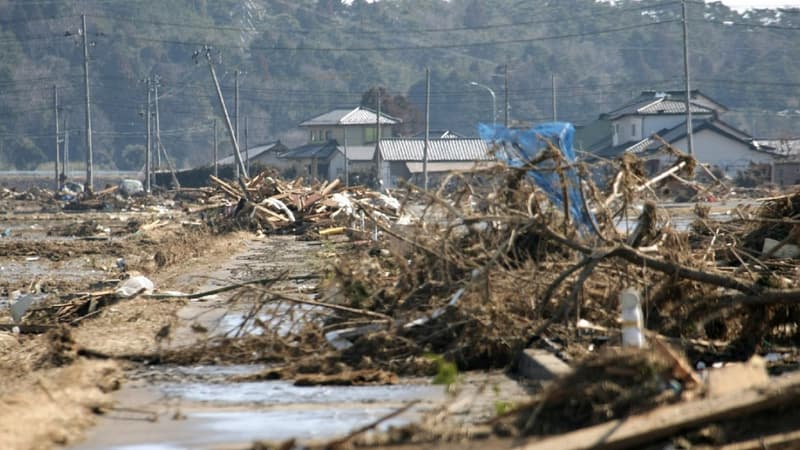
(280, 106, 401, 183)
(588, 90, 780, 177)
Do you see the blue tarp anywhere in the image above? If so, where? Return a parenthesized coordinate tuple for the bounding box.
(479, 122, 595, 231)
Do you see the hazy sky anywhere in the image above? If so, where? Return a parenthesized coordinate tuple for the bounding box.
(715, 0, 800, 10)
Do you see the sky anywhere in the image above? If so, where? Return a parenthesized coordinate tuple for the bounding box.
(718, 0, 800, 11)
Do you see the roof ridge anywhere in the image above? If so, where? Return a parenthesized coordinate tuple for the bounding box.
(338, 106, 361, 124)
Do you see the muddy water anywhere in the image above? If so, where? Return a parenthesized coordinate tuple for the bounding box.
(74, 365, 442, 450)
(70, 236, 447, 449)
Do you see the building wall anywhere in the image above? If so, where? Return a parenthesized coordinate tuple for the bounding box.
(660, 129, 773, 176)
(327, 152, 346, 181)
(773, 162, 800, 186)
(612, 116, 643, 145)
(642, 115, 686, 137)
(306, 125, 393, 146)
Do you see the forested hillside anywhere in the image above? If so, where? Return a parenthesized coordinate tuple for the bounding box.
(0, 0, 798, 170)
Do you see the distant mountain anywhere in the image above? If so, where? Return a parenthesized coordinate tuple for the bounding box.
(0, 0, 797, 170)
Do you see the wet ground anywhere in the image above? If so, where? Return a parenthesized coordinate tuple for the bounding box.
(64, 235, 456, 449)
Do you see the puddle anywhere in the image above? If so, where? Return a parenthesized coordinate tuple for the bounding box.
(160, 379, 442, 405)
(74, 367, 441, 450)
(75, 407, 412, 450)
(217, 304, 321, 337)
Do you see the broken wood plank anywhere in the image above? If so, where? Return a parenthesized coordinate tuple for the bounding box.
(514, 371, 800, 450)
(209, 175, 242, 199)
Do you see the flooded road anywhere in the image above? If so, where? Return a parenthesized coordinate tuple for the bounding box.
(73, 365, 442, 449)
(69, 235, 449, 449)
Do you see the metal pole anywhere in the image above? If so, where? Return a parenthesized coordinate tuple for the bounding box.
(53, 85, 60, 191)
(204, 49, 248, 180)
(154, 77, 162, 177)
(682, 0, 694, 156)
(469, 82, 496, 127)
(234, 69, 240, 179)
(504, 64, 509, 128)
(343, 125, 349, 186)
(145, 78, 152, 193)
(552, 73, 557, 122)
(63, 114, 69, 178)
(213, 119, 218, 177)
(244, 116, 249, 176)
(376, 90, 382, 189)
(81, 14, 93, 192)
(424, 67, 430, 191)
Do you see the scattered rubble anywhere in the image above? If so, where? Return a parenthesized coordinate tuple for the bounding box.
(7, 123, 800, 448)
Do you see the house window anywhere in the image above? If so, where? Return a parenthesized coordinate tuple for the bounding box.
(325, 130, 333, 140)
(615, 124, 621, 138)
(364, 127, 377, 143)
(631, 123, 637, 137)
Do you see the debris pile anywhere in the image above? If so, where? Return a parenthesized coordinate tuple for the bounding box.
(204, 172, 403, 236)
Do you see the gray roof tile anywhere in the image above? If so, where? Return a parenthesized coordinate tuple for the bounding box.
(299, 106, 400, 127)
(378, 138, 494, 161)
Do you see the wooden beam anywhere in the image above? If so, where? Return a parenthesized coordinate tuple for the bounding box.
(515, 372, 800, 450)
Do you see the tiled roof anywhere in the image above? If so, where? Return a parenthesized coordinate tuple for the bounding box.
(753, 139, 800, 157)
(280, 140, 339, 160)
(378, 138, 494, 162)
(217, 142, 283, 165)
(411, 129, 466, 139)
(605, 97, 712, 120)
(299, 107, 400, 127)
(592, 118, 757, 159)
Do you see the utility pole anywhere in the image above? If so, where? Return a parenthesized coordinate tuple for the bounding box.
(343, 125, 349, 186)
(551, 73, 557, 122)
(63, 114, 69, 178)
(145, 78, 152, 193)
(682, 0, 694, 156)
(504, 64, 509, 128)
(244, 116, 249, 177)
(213, 119, 218, 177)
(81, 14, 93, 192)
(154, 77, 162, 177)
(234, 69, 240, 179)
(200, 47, 248, 181)
(423, 68, 430, 191)
(376, 89, 382, 190)
(53, 85, 60, 191)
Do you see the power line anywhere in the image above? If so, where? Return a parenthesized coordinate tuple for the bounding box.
(101, 20, 680, 53)
(91, 2, 682, 37)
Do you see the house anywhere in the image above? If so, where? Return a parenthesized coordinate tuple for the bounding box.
(280, 106, 401, 182)
(375, 138, 496, 188)
(298, 106, 400, 147)
(756, 138, 800, 186)
(216, 141, 289, 170)
(279, 140, 343, 181)
(583, 90, 780, 177)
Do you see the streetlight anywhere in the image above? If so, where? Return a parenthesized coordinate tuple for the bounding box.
(469, 81, 496, 127)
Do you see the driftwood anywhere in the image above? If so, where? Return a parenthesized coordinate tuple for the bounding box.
(514, 370, 800, 450)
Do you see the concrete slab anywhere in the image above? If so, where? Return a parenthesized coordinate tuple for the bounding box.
(517, 349, 572, 381)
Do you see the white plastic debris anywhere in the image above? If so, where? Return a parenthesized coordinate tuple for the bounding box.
(119, 179, 144, 196)
(330, 192, 355, 217)
(620, 287, 646, 348)
(115, 275, 155, 298)
(262, 197, 296, 223)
